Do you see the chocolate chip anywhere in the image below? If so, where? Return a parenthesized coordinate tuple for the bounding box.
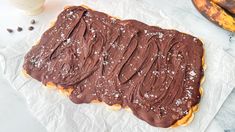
(7, 28, 13, 33)
(31, 19, 36, 24)
(17, 27, 23, 32)
(28, 26, 34, 31)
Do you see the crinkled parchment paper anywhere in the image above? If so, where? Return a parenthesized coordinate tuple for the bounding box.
(0, 0, 235, 132)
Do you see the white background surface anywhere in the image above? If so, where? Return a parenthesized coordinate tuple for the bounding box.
(0, 0, 235, 132)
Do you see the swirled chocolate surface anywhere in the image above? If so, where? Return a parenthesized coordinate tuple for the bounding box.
(23, 6, 204, 128)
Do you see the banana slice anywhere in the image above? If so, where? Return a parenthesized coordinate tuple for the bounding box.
(192, 0, 235, 32)
(212, 0, 235, 15)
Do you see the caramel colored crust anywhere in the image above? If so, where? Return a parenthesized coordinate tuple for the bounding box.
(23, 5, 205, 128)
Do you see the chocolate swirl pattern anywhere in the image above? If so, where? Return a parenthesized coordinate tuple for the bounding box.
(23, 6, 204, 128)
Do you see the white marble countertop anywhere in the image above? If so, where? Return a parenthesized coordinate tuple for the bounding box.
(0, 0, 235, 132)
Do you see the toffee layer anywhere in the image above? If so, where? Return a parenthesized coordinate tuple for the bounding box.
(23, 6, 204, 128)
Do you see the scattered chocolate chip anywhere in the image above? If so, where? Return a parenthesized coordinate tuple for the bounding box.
(31, 19, 36, 24)
(7, 28, 13, 33)
(28, 26, 34, 31)
(229, 33, 234, 42)
(17, 27, 23, 32)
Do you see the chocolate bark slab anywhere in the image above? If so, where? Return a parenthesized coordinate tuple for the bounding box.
(23, 6, 204, 128)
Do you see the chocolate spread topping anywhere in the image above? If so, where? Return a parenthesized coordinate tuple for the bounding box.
(23, 6, 204, 128)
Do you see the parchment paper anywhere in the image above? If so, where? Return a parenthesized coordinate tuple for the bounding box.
(0, 0, 235, 132)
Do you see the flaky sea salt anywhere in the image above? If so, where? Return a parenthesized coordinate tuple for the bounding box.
(176, 99, 182, 106)
(114, 93, 119, 98)
(158, 32, 164, 38)
(189, 70, 196, 76)
(152, 70, 159, 75)
(144, 93, 149, 98)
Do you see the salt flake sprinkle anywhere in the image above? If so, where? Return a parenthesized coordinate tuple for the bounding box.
(189, 70, 196, 76)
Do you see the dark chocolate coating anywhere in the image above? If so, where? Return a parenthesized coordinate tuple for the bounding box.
(23, 6, 204, 128)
